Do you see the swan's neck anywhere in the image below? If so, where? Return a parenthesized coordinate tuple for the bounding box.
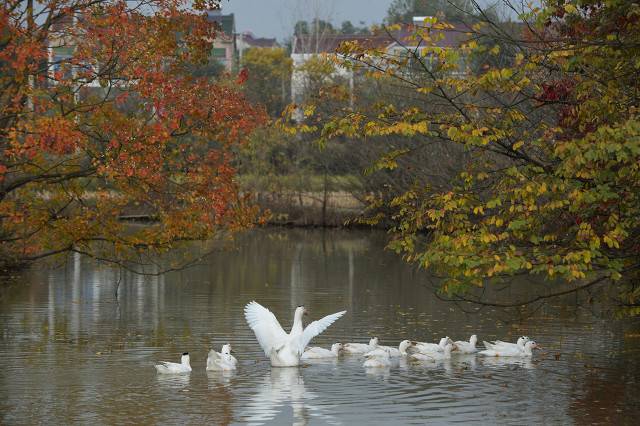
(291, 310, 304, 335)
(399, 341, 410, 355)
(181, 355, 190, 366)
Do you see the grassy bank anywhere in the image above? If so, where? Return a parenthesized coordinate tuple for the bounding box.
(238, 174, 367, 227)
(115, 174, 370, 227)
(252, 190, 365, 227)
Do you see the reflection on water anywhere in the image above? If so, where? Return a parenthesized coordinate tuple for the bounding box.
(480, 356, 535, 370)
(411, 358, 455, 376)
(157, 373, 191, 389)
(302, 357, 339, 367)
(1, 228, 640, 424)
(364, 365, 391, 380)
(241, 368, 316, 425)
(207, 369, 236, 386)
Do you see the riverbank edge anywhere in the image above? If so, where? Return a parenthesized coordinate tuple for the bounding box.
(0, 191, 380, 275)
(120, 190, 382, 228)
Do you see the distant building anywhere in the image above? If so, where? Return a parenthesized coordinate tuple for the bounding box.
(47, 15, 76, 84)
(206, 9, 237, 72)
(236, 32, 279, 62)
(47, 13, 102, 89)
(290, 33, 390, 113)
(386, 17, 470, 73)
(47, 8, 280, 83)
(290, 19, 471, 118)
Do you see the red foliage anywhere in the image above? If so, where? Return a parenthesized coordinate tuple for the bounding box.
(0, 0, 266, 263)
(538, 79, 575, 103)
(236, 68, 249, 85)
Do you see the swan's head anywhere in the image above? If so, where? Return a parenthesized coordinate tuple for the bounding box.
(517, 336, 530, 346)
(369, 337, 379, 346)
(469, 335, 478, 346)
(295, 305, 308, 319)
(398, 339, 415, 355)
(525, 341, 539, 350)
(331, 343, 343, 354)
(181, 352, 190, 365)
(221, 344, 232, 354)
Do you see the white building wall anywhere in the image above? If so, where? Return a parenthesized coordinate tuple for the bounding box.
(290, 52, 353, 122)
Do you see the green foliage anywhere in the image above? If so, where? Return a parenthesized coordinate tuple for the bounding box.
(241, 47, 292, 117)
(340, 20, 371, 35)
(294, 19, 336, 36)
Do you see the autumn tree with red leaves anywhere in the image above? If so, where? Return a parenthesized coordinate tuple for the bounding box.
(0, 0, 265, 270)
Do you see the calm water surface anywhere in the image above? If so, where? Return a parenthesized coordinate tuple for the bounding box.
(1, 229, 640, 425)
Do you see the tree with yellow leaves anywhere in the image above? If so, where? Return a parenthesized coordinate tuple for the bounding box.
(318, 1, 640, 315)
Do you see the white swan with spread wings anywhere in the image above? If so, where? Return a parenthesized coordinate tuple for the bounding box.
(244, 301, 346, 367)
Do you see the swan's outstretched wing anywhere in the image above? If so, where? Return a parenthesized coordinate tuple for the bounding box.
(298, 310, 346, 354)
(244, 301, 289, 356)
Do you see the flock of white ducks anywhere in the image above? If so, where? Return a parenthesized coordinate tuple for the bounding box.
(154, 301, 540, 373)
(352, 335, 540, 369)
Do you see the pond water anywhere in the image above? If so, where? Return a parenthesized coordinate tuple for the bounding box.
(1, 228, 639, 425)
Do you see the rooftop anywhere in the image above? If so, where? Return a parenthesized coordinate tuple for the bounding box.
(239, 32, 278, 48)
(292, 33, 392, 54)
(291, 23, 472, 55)
(206, 9, 235, 37)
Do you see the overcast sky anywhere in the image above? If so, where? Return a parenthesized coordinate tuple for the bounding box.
(220, 0, 394, 41)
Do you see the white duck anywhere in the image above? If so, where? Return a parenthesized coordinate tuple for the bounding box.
(207, 344, 238, 371)
(410, 343, 455, 361)
(413, 336, 453, 353)
(453, 335, 478, 354)
(479, 340, 539, 357)
(244, 301, 346, 367)
(343, 337, 379, 354)
(483, 336, 529, 351)
(301, 343, 343, 360)
(366, 340, 415, 357)
(155, 352, 192, 374)
(363, 349, 392, 368)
